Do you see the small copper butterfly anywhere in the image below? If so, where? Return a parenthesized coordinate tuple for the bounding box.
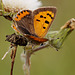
(13, 6, 57, 44)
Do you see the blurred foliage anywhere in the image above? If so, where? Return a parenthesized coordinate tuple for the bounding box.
(0, 0, 75, 75)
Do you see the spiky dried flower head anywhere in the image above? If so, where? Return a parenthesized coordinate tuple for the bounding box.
(61, 18, 75, 30)
(2, 0, 42, 13)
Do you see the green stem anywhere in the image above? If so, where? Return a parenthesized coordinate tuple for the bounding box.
(46, 18, 75, 49)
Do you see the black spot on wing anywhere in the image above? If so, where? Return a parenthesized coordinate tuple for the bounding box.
(18, 13, 20, 15)
(40, 15, 46, 19)
(47, 13, 54, 19)
(40, 15, 43, 18)
(43, 27, 46, 29)
(24, 10, 26, 12)
(45, 20, 49, 24)
(18, 11, 23, 15)
(36, 19, 40, 22)
(44, 17, 46, 19)
(21, 11, 23, 14)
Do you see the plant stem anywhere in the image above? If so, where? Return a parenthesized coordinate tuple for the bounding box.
(30, 43, 49, 55)
(24, 50, 30, 75)
(10, 45, 17, 75)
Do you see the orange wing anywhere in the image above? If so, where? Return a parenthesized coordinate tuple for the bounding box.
(24, 34, 48, 43)
(33, 6, 57, 38)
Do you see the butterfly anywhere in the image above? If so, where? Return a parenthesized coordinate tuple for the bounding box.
(13, 6, 57, 44)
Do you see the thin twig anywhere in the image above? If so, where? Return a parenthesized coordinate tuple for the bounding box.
(10, 45, 17, 75)
(30, 43, 49, 55)
(24, 50, 30, 75)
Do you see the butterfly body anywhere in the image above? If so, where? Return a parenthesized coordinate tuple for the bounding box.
(13, 6, 57, 44)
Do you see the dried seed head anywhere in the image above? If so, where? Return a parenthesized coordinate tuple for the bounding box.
(2, 0, 42, 13)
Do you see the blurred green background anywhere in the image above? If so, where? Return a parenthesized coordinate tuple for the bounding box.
(0, 0, 75, 75)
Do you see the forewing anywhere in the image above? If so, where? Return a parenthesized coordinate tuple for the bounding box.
(14, 10, 35, 34)
(33, 6, 57, 38)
